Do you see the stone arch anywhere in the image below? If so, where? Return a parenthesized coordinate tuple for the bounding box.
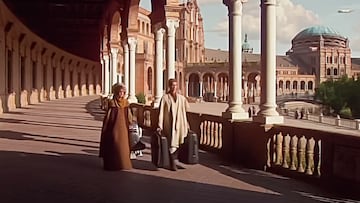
(188, 73, 200, 97)
(293, 80, 298, 90)
(285, 80, 291, 90)
(185, 71, 200, 81)
(122, 0, 141, 36)
(202, 72, 215, 101)
(247, 72, 260, 83)
(217, 72, 229, 101)
(101, 25, 109, 52)
(279, 80, 284, 89)
(308, 81, 313, 90)
(110, 11, 121, 43)
(300, 81, 305, 90)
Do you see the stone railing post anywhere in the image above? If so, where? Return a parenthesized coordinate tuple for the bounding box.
(319, 112, 323, 123)
(356, 119, 360, 130)
(305, 109, 309, 120)
(335, 114, 341, 126)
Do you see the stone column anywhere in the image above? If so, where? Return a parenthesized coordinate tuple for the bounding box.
(0, 31, 5, 113)
(243, 79, 248, 103)
(47, 57, 56, 100)
(256, 78, 260, 96)
(13, 40, 21, 108)
(253, 0, 283, 124)
(222, 0, 248, 120)
(100, 56, 105, 95)
(22, 47, 31, 107)
(122, 42, 129, 97)
(152, 27, 165, 107)
(199, 80, 203, 99)
(282, 82, 286, 94)
(36, 54, 44, 102)
(214, 80, 218, 101)
(110, 47, 118, 85)
(64, 63, 72, 98)
(103, 55, 110, 95)
(127, 37, 137, 103)
(185, 80, 189, 97)
(165, 19, 179, 83)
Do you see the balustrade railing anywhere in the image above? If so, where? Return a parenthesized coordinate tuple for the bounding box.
(128, 102, 360, 187)
(266, 126, 322, 177)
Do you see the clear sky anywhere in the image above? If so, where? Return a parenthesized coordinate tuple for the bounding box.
(140, 0, 360, 57)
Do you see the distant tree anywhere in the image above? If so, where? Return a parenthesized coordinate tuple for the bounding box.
(347, 79, 360, 118)
(315, 76, 360, 118)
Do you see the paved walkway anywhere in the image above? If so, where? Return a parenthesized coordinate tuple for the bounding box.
(0, 96, 359, 203)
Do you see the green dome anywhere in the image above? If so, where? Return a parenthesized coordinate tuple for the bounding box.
(293, 25, 344, 40)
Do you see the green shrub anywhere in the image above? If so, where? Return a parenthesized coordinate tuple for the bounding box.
(340, 107, 352, 119)
(135, 92, 146, 104)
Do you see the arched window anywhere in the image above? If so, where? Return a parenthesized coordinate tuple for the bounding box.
(147, 67, 152, 92)
(327, 68, 331, 75)
(285, 80, 290, 89)
(308, 81, 313, 90)
(293, 81, 298, 90)
(300, 81, 305, 90)
(334, 68, 338, 75)
(279, 80, 283, 89)
(142, 22, 145, 34)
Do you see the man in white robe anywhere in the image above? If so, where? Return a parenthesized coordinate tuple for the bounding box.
(158, 78, 190, 170)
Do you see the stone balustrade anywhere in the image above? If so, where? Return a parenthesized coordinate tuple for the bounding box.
(128, 103, 360, 192)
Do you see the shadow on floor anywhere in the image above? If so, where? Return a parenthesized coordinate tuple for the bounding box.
(1, 149, 294, 203)
(196, 150, 360, 202)
(85, 98, 105, 121)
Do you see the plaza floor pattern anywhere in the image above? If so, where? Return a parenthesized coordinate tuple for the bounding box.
(0, 96, 358, 203)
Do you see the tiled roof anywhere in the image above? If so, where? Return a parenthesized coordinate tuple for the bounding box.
(205, 48, 299, 68)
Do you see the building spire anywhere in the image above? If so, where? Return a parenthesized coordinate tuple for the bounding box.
(242, 33, 253, 53)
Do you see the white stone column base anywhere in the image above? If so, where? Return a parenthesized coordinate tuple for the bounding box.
(50, 90, 57, 100)
(65, 90, 72, 98)
(39, 89, 46, 102)
(21, 91, 30, 107)
(222, 111, 249, 120)
(7, 94, 16, 111)
(30, 91, 39, 104)
(253, 115, 284, 124)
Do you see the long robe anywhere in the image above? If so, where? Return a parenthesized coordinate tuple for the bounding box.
(158, 93, 190, 152)
(99, 99, 132, 170)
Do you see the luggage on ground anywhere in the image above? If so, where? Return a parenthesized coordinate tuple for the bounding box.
(151, 131, 170, 168)
(178, 130, 199, 164)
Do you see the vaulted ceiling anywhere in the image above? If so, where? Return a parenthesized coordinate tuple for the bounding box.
(3, 0, 113, 61)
